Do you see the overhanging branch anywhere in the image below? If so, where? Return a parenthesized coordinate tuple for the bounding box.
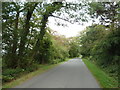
(50, 15, 74, 24)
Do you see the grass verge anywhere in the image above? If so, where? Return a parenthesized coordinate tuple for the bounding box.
(3, 58, 71, 88)
(83, 59, 118, 88)
(2, 64, 59, 88)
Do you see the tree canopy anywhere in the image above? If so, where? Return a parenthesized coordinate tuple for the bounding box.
(2, 1, 120, 86)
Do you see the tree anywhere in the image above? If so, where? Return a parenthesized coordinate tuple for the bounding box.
(2, 1, 93, 68)
(2, 2, 24, 68)
(68, 37, 80, 58)
(17, 2, 38, 67)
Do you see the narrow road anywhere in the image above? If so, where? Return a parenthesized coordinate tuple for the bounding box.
(15, 58, 100, 88)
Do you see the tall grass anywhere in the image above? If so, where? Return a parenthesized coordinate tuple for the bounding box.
(83, 59, 118, 88)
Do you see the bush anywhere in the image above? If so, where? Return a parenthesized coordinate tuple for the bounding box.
(2, 75, 14, 82)
(2, 64, 39, 83)
(25, 64, 39, 72)
(50, 59, 62, 64)
(2, 68, 24, 83)
(3, 68, 23, 77)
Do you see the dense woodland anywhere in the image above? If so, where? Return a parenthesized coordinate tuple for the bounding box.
(77, 2, 120, 86)
(2, 1, 120, 86)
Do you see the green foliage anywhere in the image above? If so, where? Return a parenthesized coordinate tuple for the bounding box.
(49, 34, 69, 63)
(80, 3, 120, 87)
(83, 59, 118, 88)
(2, 2, 63, 68)
(89, 2, 120, 24)
(68, 38, 80, 58)
(79, 25, 106, 57)
(3, 2, 119, 86)
(3, 68, 23, 76)
(2, 68, 23, 83)
(78, 24, 119, 87)
(3, 75, 14, 83)
(33, 32, 52, 64)
(25, 64, 39, 72)
(2, 64, 40, 83)
(2, 1, 89, 71)
(50, 59, 61, 64)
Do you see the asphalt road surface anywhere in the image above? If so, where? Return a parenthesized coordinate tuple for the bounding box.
(15, 58, 100, 88)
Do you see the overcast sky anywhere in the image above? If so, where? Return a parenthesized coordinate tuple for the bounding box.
(47, 0, 100, 37)
(48, 17, 93, 37)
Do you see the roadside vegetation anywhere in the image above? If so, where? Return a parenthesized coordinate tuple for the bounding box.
(77, 2, 120, 88)
(2, 2, 81, 85)
(2, 1, 87, 86)
(3, 59, 71, 88)
(2, 1, 120, 88)
(3, 64, 58, 88)
(2, 29, 78, 85)
(83, 59, 118, 88)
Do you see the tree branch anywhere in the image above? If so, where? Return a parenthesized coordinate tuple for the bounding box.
(50, 15, 74, 24)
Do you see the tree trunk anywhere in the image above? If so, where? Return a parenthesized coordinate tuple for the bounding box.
(8, 11, 19, 68)
(31, 2, 63, 64)
(12, 11, 19, 55)
(18, 3, 38, 67)
(32, 14, 49, 60)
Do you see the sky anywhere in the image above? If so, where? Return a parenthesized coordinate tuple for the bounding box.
(48, 17, 93, 37)
(47, 0, 100, 37)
